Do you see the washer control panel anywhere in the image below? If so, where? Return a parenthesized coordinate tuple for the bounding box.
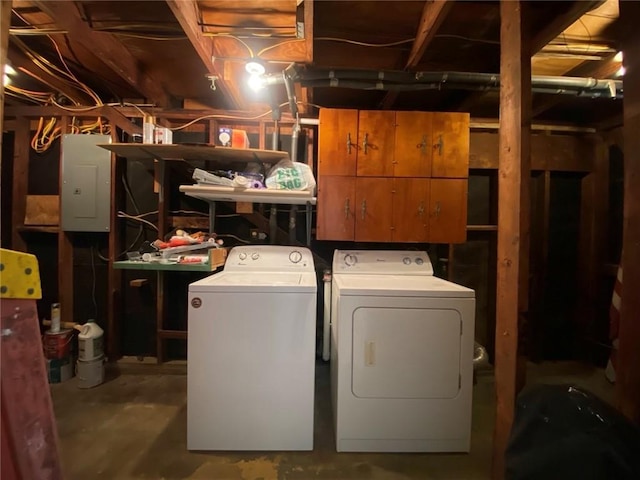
(332, 250, 433, 275)
(225, 246, 314, 271)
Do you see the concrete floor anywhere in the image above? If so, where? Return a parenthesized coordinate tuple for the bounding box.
(50, 360, 613, 480)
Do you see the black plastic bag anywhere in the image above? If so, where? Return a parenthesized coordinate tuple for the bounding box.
(506, 384, 640, 480)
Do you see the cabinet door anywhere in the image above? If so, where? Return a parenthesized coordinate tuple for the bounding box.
(355, 178, 393, 242)
(392, 178, 430, 242)
(318, 109, 358, 176)
(428, 179, 468, 244)
(356, 111, 395, 177)
(432, 112, 470, 178)
(316, 176, 356, 240)
(394, 111, 433, 177)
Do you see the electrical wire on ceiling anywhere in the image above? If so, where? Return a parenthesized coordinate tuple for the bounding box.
(207, 33, 256, 58)
(315, 37, 415, 48)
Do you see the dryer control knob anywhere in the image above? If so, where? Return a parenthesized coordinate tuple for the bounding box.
(403, 257, 411, 265)
(415, 257, 424, 265)
(344, 254, 357, 266)
(289, 250, 303, 263)
(238, 252, 247, 260)
(251, 252, 260, 260)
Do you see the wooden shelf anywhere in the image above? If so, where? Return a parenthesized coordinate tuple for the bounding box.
(180, 184, 317, 206)
(17, 225, 60, 233)
(466, 225, 498, 232)
(113, 260, 218, 272)
(98, 143, 289, 163)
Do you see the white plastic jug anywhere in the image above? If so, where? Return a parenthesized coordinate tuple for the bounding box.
(76, 320, 104, 361)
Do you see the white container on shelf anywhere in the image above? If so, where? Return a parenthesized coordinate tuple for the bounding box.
(77, 320, 104, 361)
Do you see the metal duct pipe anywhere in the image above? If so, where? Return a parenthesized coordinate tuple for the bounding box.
(283, 64, 298, 118)
(263, 66, 623, 99)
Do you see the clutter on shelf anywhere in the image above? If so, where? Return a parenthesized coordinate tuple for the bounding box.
(128, 229, 226, 267)
(192, 158, 316, 194)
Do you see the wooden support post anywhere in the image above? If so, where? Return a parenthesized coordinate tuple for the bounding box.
(616, 1, 640, 424)
(494, 1, 531, 477)
(107, 128, 124, 360)
(11, 118, 29, 252)
(58, 117, 74, 324)
(156, 159, 169, 363)
(577, 137, 608, 360)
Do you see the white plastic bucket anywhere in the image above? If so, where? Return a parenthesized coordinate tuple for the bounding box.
(77, 320, 104, 361)
(77, 355, 104, 389)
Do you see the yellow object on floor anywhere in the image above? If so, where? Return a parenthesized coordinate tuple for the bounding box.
(0, 248, 42, 299)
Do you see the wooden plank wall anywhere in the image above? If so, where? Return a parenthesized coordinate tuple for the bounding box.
(617, 1, 640, 425)
(493, 1, 531, 479)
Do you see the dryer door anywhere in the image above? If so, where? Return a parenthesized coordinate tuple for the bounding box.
(352, 306, 462, 399)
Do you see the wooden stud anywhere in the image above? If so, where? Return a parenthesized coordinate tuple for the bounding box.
(11, 118, 29, 252)
(107, 127, 124, 360)
(303, 0, 314, 64)
(494, 1, 531, 477)
(616, 0, 640, 424)
(58, 117, 74, 325)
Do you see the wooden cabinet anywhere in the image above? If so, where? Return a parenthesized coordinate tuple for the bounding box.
(317, 108, 469, 243)
(316, 176, 355, 240)
(394, 111, 433, 178)
(392, 178, 429, 242)
(356, 110, 396, 177)
(318, 109, 358, 176)
(432, 112, 470, 178)
(428, 179, 468, 244)
(354, 177, 394, 242)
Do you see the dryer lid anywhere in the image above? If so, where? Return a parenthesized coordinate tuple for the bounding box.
(189, 271, 317, 293)
(334, 274, 474, 298)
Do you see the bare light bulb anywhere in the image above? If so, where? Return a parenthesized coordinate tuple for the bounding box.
(247, 74, 265, 91)
(617, 66, 626, 77)
(3, 74, 10, 87)
(614, 51, 623, 63)
(245, 60, 265, 76)
(4, 64, 16, 76)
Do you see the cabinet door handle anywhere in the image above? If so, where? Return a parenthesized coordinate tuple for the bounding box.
(434, 134, 443, 156)
(418, 201, 425, 217)
(362, 133, 369, 154)
(344, 198, 350, 219)
(347, 132, 353, 154)
(417, 134, 428, 155)
(434, 201, 441, 217)
(361, 199, 367, 220)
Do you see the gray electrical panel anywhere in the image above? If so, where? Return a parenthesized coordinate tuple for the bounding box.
(61, 134, 112, 232)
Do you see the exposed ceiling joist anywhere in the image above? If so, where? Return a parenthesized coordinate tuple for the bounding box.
(34, 1, 172, 107)
(531, 1, 601, 54)
(380, 0, 453, 110)
(303, 0, 314, 64)
(406, 0, 454, 69)
(166, 0, 244, 110)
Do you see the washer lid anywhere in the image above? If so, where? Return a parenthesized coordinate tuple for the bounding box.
(334, 274, 474, 298)
(189, 271, 317, 293)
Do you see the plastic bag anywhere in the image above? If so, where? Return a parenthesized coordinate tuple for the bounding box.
(505, 384, 640, 480)
(265, 159, 316, 193)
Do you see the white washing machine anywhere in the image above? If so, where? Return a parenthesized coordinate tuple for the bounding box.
(188, 245, 317, 451)
(331, 250, 475, 452)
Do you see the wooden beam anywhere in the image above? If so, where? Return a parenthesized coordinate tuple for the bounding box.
(380, 0, 453, 110)
(576, 136, 608, 359)
(104, 107, 142, 137)
(406, 0, 454, 69)
(1, 0, 13, 144)
(469, 132, 594, 172)
(166, 0, 243, 110)
(11, 118, 29, 252)
(57, 117, 73, 326)
(34, 2, 171, 107)
(494, 1, 531, 478)
(531, 1, 600, 54)
(616, 0, 640, 425)
(304, 0, 314, 64)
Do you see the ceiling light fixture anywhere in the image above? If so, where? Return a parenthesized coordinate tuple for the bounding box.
(616, 66, 626, 77)
(614, 51, 623, 63)
(3, 74, 10, 87)
(245, 60, 266, 77)
(4, 64, 16, 76)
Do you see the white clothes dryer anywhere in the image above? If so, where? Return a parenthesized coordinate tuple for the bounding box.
(188, 245, 317, 451)
(331, 250, 475, 452)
